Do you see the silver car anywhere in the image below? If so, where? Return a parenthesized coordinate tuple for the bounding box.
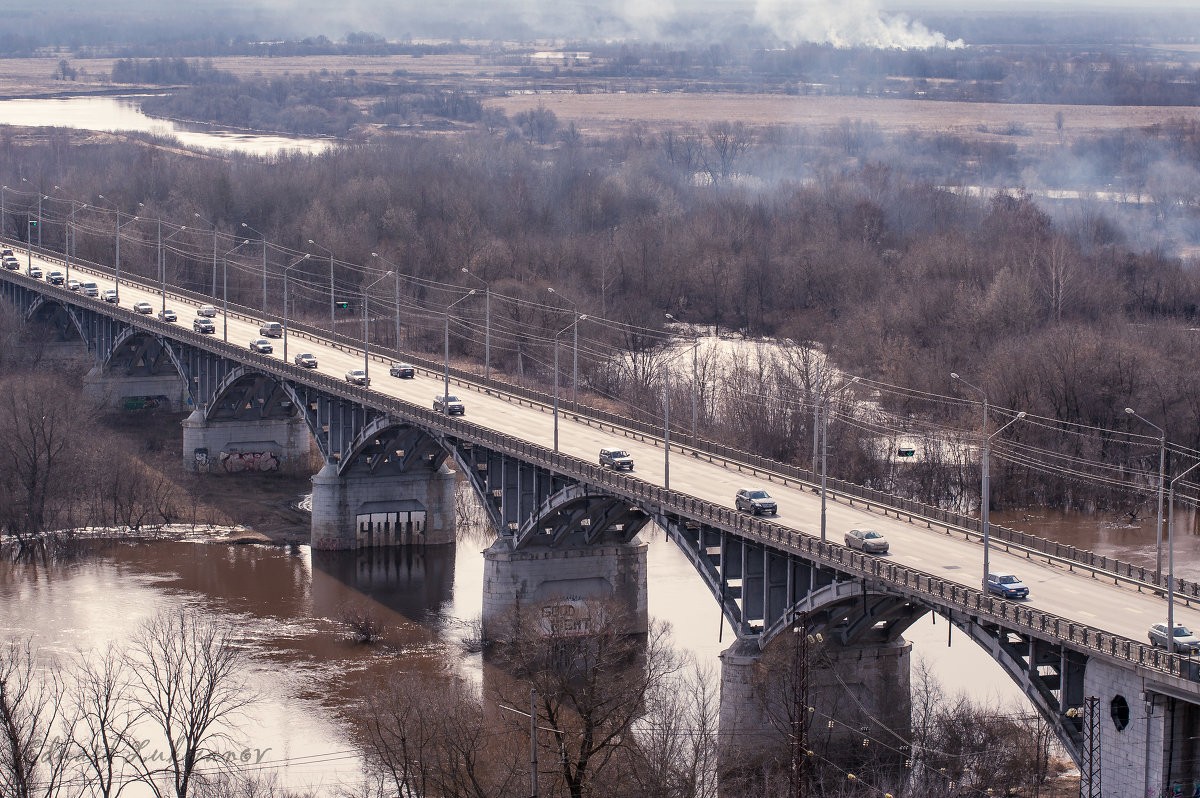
(735, 488, 777, 515)
(1148, 623, 1200, 654)
(345, 369, 370, 386)
(249, 339, 273, 354)
(845, 528, 889, 554)
(434, 395, 465, 415)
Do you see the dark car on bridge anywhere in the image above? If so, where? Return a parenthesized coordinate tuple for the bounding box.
(249, 339, 273, 354)
(46, 271, 64, 285)
(986, 572, 1029, 600)
(735, 488, 777, 515)
(193, 317, 215, 334)
(294, 353, 318, 368)
(389, 362, 415, 378)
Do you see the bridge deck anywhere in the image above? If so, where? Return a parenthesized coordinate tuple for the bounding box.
(7, 248, 1198, 674)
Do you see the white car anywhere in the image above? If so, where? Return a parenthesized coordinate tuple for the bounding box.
(67, 278, 81, 291)
(1148, 623, 1200, 655)
(100, 289, 119, 304)
(196, 304, 217, 317)
(345, 369, 370, 386)
(249, 339, 273, 354)
(132, 301, 153, 314)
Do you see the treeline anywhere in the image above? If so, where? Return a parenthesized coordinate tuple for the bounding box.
(110, 57, 235, 86)
(4, 115, 1200, 511)
(133, 66, 487, 135)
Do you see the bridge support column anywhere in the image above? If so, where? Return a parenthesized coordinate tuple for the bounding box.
(83, 364, 188, 412)
(310, 461, 456, 550)
(718, 636, 911, 787)
(481, 538, 648, 641)
(1085, 658, 1200, 795)
(182, 409, 312, 474)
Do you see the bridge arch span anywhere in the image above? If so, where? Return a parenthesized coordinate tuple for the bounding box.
(23, 295, 87, 343)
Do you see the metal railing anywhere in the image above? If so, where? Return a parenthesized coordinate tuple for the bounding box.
(8, 244, 1199, 604)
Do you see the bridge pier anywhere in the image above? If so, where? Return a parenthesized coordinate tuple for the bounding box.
(481, 537, 649, 641)
(309, 460, 457, 550)
(84, 363, 189, 412)
(181, 408, 312, 474)
(717, 635, 911, 785)
(1085, 657, 1200, 795)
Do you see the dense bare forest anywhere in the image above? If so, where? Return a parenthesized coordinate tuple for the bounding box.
(4, 101, 1200, 514)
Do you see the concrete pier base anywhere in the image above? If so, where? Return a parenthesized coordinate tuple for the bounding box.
(310, 461, 457, 550)
(718, 635, 911, 785)
(84, 364, 188, 412)
(481, 537, 648, 641)
(1085, 658, 1200, 796)
(181, 409, 311, 474)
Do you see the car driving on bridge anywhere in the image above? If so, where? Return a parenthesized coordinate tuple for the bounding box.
(100, 289, 118, 303)
(434, 395, 465, 415)
(294, 353, 318, 368)
(259, 321, 283, 338)
(193, 317, 215, 334)
(249, 339, 273, 354)
(986, 572, 1029, 600)
(345, 369, 370, 386)
(735, 488, 777, 515)
(132, 301, 153, 314)
(389, 362, 415, 378)
(599, 447, 634, 470)
(26, 264, 43, 279)
(67, 279, 80, 291)
(80, 282, 99, 297)
(158, 309, 176, 322)
(46, 271, 64, 285)
(197, 304, 217, 317)
(845, 528, 889, 554)
(1148, 623, 1200, 655)
(3, 257, 18, 270)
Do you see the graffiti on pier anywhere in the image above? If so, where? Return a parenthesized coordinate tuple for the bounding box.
(218, 451, 280, 473)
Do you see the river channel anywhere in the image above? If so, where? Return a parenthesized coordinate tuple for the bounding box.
(5, 501, 1192, 793)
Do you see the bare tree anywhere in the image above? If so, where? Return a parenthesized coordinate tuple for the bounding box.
(71, 644, 141, 798)
(494, 601, 685, 798)
(0, 639, 72, 798)
(627, 661, 720, 798)
(124, 612, 255, 798)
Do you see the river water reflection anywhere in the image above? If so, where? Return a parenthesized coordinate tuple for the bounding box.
(0, 95, 332, 156)
(1, 520, 1048, 793)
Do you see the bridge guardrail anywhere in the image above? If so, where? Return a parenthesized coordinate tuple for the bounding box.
(8, 242, 1196, 604)
(8, 264, 1197, 682)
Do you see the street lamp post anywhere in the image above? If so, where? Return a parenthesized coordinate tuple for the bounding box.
(363, 271, 394, 381)
(371, 252, 405, 356)
(306, 239, 334, 332)
(1126, 407, 1167, 581)
(553, 315, 588, 452)
(282, 254, 310, 363)
(192, 213, 219, 297)
(548, 287, 580, 406)
(443, 290, 478, 409)
(222, 240, 252, 343)
(462, 267, 491, 382)
(159, 224, 188, 314)
(97, 195, 142, 303)
(20, 178, 48, 247)
(819, 377, 860, 542)
(666, 314, 701, 441)
(1166, 459, 1200, 653)
(242, 222, 269, 318)
(953, 372, 1028, 592)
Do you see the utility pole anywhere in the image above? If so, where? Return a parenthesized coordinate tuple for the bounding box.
(530, 688, 539, 798)
(791, 611, 811, 798)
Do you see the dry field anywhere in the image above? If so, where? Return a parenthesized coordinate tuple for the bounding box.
(3, 53, 1200, 148)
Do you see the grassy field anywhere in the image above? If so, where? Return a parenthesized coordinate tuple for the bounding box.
(4, 52, 1200, 149)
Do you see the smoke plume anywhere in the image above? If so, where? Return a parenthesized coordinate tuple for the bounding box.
(754, 0, 964, 49)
